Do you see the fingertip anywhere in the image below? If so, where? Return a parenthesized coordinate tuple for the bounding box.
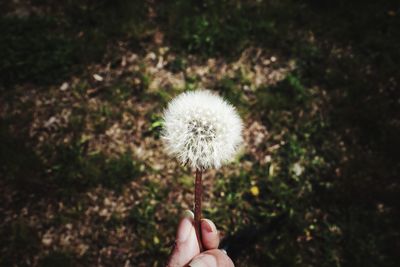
(201, 218, 216, 233)
(201, 218, 220, 249)
(189, 249, 234, 267)
(183, 210, 195, 220)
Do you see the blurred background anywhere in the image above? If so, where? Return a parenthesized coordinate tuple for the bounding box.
(0, 0, 399, 266)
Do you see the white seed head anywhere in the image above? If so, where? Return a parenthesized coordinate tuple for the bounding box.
(162, 90, 243, 169)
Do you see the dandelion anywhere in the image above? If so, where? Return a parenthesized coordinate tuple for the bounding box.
(250, 186, 260, 197)
(163, 90, 242, 169)
(162, 90, 243, 250)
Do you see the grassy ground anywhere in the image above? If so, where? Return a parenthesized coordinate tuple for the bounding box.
(1, 0, 399, 266)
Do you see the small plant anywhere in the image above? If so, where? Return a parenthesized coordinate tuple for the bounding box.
(162, 90, 242, 250)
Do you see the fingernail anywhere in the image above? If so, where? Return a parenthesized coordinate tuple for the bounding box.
(177, 210, 194, 243)
(183, 210, 194, 220)
(189, 257, 205, 267)
(202, 219, 216, 233)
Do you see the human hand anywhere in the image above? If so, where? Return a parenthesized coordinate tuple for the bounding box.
(167, 210, 234, 267)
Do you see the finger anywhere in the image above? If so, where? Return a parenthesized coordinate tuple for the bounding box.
(177, 210, 195, 244)
(200, 218, 220, 250)
(188, 249, 234, 267)
(168, 210, 200, 267)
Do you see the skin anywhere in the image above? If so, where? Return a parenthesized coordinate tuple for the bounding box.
(167, 211, 234, 267)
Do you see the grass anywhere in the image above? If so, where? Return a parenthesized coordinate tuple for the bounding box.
(0, 0, 399, 266)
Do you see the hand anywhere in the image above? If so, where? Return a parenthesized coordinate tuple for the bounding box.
(167, 210, 234, 267)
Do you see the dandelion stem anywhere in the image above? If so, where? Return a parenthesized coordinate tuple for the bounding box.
(194, 168, 204, 252)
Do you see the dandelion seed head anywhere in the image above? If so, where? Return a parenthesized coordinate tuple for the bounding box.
(162, 90, 243, 169)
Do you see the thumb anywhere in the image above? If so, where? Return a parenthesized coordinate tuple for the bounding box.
(168, 211, 200, 267)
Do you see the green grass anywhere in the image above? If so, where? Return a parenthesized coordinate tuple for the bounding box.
(1, 0, 399, 266)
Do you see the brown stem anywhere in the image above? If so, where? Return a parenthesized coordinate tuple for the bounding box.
(194, 168, 204, 252)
